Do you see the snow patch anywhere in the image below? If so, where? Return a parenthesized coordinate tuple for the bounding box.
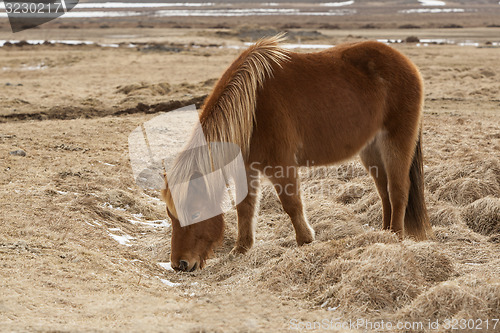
(400, 8, 464, 14)
(99, 161, 116, 166)
(129, 219, 170, 228)
(158, 262, 174, 271)
(321, 1, 354, 7)
(159, 278, 181, 287)
(103, 202, 127, 211)
(75, 2, 215, 9)
(108, 228, 135, 246)
(419, 0, 446, 6)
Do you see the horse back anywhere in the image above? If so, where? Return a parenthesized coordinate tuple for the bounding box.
(251, 41, 423, 166)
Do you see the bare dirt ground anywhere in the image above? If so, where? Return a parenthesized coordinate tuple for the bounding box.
(0, 26, 499, 332)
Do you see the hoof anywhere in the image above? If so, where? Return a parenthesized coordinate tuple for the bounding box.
(296, 230, 315, 246)
(230, 245, 250, 255)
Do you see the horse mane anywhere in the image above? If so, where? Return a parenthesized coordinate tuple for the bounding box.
(165, 34, 290, 221)
(200, 33, 290, 157)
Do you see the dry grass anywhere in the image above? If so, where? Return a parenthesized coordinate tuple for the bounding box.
(435, 177, 499, 205)
(397, 275, 500, 329)
(317, 241, 426, 314)
(462, 196, 500, 236)
(0, 28, 499, 332)
(428, 204, 462, 226)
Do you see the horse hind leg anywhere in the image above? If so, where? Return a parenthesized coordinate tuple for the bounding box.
(378, 129, 417, 238)
(269, 169, 315, 246)
(359, 138, 391, 230)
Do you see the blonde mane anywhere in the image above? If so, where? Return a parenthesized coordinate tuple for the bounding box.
(165, 34, 290, 221)
(200, 33, 290, 158)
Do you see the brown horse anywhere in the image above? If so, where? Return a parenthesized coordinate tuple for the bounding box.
(162, 34, 433, 272)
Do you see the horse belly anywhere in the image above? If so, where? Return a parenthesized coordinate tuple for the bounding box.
(296, 107, 381, 166)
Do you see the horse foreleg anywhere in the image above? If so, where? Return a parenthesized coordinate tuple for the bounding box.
(270, 172, 315, 246)
(231, 167, 261, 254)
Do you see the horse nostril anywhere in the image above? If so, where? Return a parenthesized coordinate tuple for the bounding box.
(179, 260, 189, 271)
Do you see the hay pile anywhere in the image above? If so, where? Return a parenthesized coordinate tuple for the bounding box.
(428, 204, 461, 226)
(426, 158, 500, 205)
(462, 196, 500, 236)
(316, 242, 426, 313)
(397, 275, 500, 323)
(116, 82, 171, 96)
(236, 232, 455, 317)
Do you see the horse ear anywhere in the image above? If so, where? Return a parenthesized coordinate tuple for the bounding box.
(161, 172, 170, 200)
(162, 171, 168, 188)
(187, 171, 207, 195)
(160, 173, 178, 217)
(160, 181, 170, 205)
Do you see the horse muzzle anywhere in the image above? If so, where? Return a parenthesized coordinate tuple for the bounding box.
(174, 259, 198, 272)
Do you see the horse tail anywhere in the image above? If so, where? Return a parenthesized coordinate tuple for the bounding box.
(404, 125, 433, 240)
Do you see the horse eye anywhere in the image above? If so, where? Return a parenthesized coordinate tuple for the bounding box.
(191, 211, 201, 221)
